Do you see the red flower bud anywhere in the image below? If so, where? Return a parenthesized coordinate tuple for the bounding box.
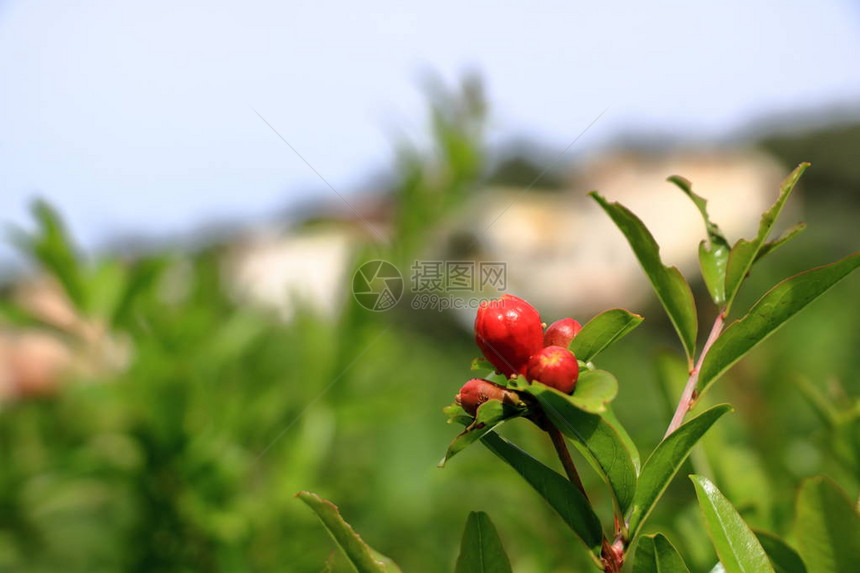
(543, 318, 582, 348)
(474, 294, 543, 377)
(525, 346, 579, 394)
(456, 378, 513, 416)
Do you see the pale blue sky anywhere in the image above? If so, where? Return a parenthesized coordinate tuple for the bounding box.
(2, 1, 859, 266)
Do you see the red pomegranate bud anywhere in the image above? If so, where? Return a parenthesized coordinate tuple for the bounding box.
(474, 294, 543, 377)
(456, 378, 513, 416)
(543, 318, 582, 348)
(525, 346, 579, 394)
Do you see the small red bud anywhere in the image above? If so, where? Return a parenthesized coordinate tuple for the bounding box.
(543, 318, 582, 348)
(474, 294, 543, 377)
(525, 346, 579, 394)
(456, 378, 512, 416)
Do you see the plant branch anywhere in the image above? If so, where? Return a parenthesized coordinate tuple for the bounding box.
(664, 311, 725, 438)
(546, 423, 588, 500)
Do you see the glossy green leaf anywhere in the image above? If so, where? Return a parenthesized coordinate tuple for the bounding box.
(590, 192, 697, 362)
(690, 475, 774, 573)
(754, 530, 807, 573)
(633, 533, 691, 573)
(628, 405, 732, 538)
(481, 432, 603, 552)
(566, 370, 618, 413)
(754, 223, 807, 263)
(471, 357, 495, 371)
(526, 381, 637, 515)
(439, 401, 523, 466)
(723, 163, 809, 312)
(602, 405, 641, 473)
(698, 252, 860, 396)
(569, 308, 644, 362)
(454, 511, 513, 573)
(296, 491, 402, 573)
(669, 175, 731, 306)
(793, 476, 860, 573)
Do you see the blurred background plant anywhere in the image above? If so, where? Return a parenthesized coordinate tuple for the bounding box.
(1, 72, 858, 573)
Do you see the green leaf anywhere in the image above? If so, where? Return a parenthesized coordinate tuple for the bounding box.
(296, 491, 401, 573)
(439, 401, 523, 467)
(525, 381, 637, 515)
(481, 432, 603, 552)
(628, 405, 732, 538)
(697, 252, 860, 396)
(723, 163, 809, 312)
(13, 200, 88, 311)
(567, 370, 618, 413)
(669, 175, 731, 306)
(471, 357, 495, 371)
(754, 530, 807, 573)
(454, 511, 513, 573)
(602, 405, 641, 473)
(793, 476, 860, 573)
(633, 533, 691, 573)
(754, 223, 807, 264)
(569, 308, 644, 362)
(690, 475, 774, 573)
(590, 192, 698, 363)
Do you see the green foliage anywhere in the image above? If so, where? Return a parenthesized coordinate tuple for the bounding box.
(723, 163, 809, 313)
(668, 175, 731, 306)
(454, 511, 512, 573)
(481, 433, 602, 553)
(297, 492, 401, 573)
(633, 534, 691, 573)
(698, 252, 860, 396)
(690, 475, 774, 573)
(628, 405, 732, 538)
(569, 308, 644, 363)
(439, 401, 525, 467)
(525, 382, 637, 516)
(590, 192, 698, 363)
(754, 530, 807, 573)
(793, 476, 860, 573)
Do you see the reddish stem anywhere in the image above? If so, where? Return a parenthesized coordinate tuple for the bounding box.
(547, 424, 588, 500)
(664, 311, 725, 438)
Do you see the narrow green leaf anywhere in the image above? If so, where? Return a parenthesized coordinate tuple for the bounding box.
(633, 533, 691, 573)
(723, 163, 809, 312)
(569, 308, 644, 362)
(754, 223, 807, 263)
(690, 475, 774, 573)
(793, 476, 860, 573)
(439, 401, 523, 466)
(590, 192, 698, 362)
(567, 370, 618, 413)
(669, 175, 731, 306)
(455, 511, 513, 573)
(296, 491, 401, 573)
(526, 381, 637, 515)
(481, 432, 603, 552)
(628, 405, 732, 538)
(698, 252, 860, 396)
(754, 530, 807, 573)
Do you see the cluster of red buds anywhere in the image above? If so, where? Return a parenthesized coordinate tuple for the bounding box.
(457, 294, 582, 416)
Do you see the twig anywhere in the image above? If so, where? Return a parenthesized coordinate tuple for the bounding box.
(664, 311, 725, 438)
(547, 423, 588, 500)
